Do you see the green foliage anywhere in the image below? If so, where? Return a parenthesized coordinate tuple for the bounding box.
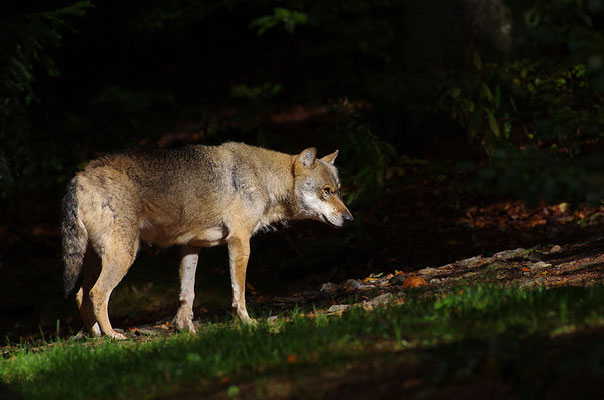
(441, 53, 604, 152)
(440, 50, 508, 153)
(474, 145, 604, 206)
(436, 0, 604, 204)
(522, 0, 604, 91)
(0, 1, 92, 197)
(504, 60, 603, 143)
(330, 100, 395, 205)
(250, 7, 308, 36)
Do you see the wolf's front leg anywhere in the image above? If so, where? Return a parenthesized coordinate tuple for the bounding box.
(172, 245, 200, 333)
(227, 234, 255, 324)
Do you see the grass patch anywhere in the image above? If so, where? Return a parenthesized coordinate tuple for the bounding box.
(2, 284, 604, 399)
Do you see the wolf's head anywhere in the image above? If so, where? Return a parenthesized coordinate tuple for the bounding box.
(293, 148, 354, 227)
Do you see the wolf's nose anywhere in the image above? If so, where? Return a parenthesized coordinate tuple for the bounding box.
(343, 211, 354, 224)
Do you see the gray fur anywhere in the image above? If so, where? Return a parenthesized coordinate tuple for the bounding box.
(61, 178, 88, 297)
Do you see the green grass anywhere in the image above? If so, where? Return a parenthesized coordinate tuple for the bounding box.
(2, 284, 604, 399)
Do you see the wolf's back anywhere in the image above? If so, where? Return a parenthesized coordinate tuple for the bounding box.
(61, 178, 88, 297)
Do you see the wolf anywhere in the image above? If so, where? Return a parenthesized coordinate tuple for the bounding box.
(61, 142, 353, 339)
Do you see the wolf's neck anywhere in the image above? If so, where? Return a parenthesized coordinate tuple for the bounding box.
(260, 152, 298, 221)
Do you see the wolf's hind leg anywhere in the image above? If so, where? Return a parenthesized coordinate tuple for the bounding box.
(89, 233, 138, 340)
(227, 234, 254, 324)
(75, 250, 102, 336)
(172, 245, 200, 333)
(76, 287, 101, 337)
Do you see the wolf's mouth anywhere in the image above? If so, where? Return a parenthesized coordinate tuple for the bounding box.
(320, 214, 342, 228)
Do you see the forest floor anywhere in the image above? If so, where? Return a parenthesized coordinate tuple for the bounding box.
(2, 235, 604, 400)
(2, 109, 604, 398)
(3, 164, 604, 399)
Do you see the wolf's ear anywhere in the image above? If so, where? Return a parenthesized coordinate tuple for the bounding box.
(297, 147, 317, 168)
(320, 150, 339, 165)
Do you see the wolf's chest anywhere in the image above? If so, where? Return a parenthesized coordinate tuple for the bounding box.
(139, 220, 228, 248)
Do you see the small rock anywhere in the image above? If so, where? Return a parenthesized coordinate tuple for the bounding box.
(370, 293, 395, 306)
(493, 248, 526, 260)
(343, 279, 372, 291)
(531, 261, 552, 269)
(267, 316, 279, 323)
(457, 256, 483, 267)
(320, 282, 339, 292)
(430, 278, 442, 284)
(549, 245, 562, 253)
(389, 273, 406, 285)
(417, 267, 438, 275)
(327, 304, 351, 313)
(134, 328, 157, 337)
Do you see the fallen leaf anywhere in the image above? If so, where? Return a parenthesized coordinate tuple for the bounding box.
(522, 267, 531, 272)
(558, 202, 568, 213)
(286, 353, 298, 363)
(403, 276, 427, 288)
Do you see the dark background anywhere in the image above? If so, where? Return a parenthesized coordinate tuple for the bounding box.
(2, 0, 604, 340)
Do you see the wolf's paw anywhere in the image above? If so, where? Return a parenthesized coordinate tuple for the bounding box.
(173, 317, 198, 334)
(105, 330, 127, 340)
(240, 315, 258, 326)
(234, 305, 257, 325)
(172, 308, 197, 334)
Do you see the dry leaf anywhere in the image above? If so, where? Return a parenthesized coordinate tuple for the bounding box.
(403, 276, 427, 288)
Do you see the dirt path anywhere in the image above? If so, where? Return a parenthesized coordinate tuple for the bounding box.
(112, 237, 604, 341)
(263, 237, 604, 315)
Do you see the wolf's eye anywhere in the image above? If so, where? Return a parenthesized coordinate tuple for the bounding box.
(323, 187, 331, 195)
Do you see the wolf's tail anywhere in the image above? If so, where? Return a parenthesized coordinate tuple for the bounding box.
(61, 178, 88, 298)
